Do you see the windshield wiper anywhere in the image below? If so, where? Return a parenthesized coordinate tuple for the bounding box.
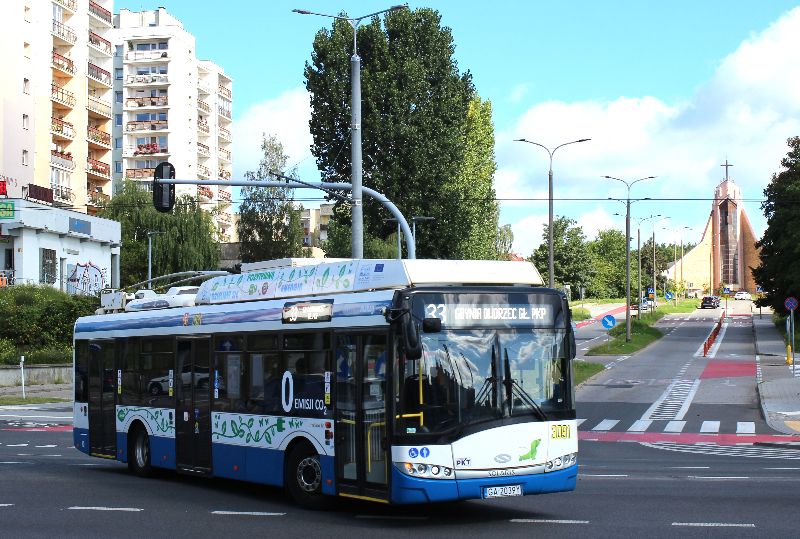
(474, 344, 498, 408)
(504, 349, 547, 420)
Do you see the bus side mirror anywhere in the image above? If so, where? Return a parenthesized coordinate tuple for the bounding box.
(404, 316, 422, 360)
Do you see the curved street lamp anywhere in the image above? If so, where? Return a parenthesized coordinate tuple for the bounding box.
(293, 4, 408, 259)
(603, 175, 656, 341)
(515, 138, 590, 288)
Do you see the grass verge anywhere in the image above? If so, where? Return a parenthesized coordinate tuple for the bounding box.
(571, 307, 591, 321)
(0, 396, 69, 406)
(573, 361, 604, 386)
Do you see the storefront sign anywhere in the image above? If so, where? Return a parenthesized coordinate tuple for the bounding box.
(0, 201, 14, 219)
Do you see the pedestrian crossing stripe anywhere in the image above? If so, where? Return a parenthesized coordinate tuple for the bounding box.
(579, 418, 759, 435)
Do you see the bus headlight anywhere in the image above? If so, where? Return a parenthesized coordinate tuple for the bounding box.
(544, 453, 577, 473)
(395, 462, 453, 480)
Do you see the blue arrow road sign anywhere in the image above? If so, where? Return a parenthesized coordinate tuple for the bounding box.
(785, 297, 798, 311)
(647, 288, 654, 294)
(601, 315, 617, 329)
(724, 287, 731, 294)
(665, 291, 674, 300)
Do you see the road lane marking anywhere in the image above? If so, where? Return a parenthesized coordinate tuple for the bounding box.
(68, 507, 143, 512)
(5, 444, 28, 447)
(688, 476, 750, 480)
(0, 462, 31, 464)
(672, 522, 755, 528)
(736, 422, 755, 434)
(671, 466, 709, 469)
(592, 419, 619, 431)
(664, 421, 686, 432)
(628, 420, 652, 432)
(34, 445, 57, 448)
(700, 421, 720, 433)
(0, 504, 14, 507)
(511, 519, 589, 524)
(212, 511, 285, 516)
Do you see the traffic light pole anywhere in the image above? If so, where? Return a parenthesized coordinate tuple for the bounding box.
(153, 175, 417, 259)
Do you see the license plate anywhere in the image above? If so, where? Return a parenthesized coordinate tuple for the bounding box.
(484, 485, 522, 498)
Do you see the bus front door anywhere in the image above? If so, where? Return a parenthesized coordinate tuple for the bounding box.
(175, 338, 212, 474)
(334, 333, 389, 502)
(88, 340, 116, 458)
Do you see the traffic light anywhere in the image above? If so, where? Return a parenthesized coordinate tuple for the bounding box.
(153, 162, 175, 213)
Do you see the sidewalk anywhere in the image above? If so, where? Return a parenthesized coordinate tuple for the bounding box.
(752, 308, 800, 435)
(0, 382, 72, 401)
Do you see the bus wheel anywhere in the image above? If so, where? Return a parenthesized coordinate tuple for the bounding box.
(285, 443, 326, 509)
(128, 426, 153, 477)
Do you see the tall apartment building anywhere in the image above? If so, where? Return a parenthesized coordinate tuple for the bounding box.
(300, 203, 333, 253)
(1, 0, 115, 212)
(113, 8, 233, 241)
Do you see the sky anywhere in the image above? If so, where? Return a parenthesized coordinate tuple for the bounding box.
(119, 1, 800, 255)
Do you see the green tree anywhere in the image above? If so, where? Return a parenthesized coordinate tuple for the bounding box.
(753, 136, 800, 313)
(304, 7, 498, 259)
(98, 181, 219, 288)
(322, 220, 398, 259)
(529, 217, 593, 296)
(238, 134, 307, 263)
(495, 224, 514, 260)
(587, 229, 627, 298)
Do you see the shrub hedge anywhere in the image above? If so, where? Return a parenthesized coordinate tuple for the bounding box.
(0, 285, 98, 365)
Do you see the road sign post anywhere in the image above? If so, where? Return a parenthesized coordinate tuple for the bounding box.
(786, 297, 798, 375)
(601, 315, 616, 344)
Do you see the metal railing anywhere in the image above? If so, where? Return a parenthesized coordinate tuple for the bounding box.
(87, 63, 111, 86)
(218, 85, 232, 99)
(87, 95, 112, 117)
(51, 83, 76, 107)
(51, 117, 75, 138)
(87, 126, 111, 146)
(52, 51, 75, 74)
(52, 20, 77, 44)
(87, 158, 110, 177)
(126, 96, 168, 107)
(89, 1, 112, 24)
(88, 31, 112, 55)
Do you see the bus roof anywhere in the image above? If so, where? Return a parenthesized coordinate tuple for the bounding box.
(195, 258, 543, 306)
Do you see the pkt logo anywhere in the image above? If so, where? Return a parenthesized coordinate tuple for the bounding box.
(456, 457, 471, 467)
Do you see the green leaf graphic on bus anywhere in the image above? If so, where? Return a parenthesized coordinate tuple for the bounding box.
(518, 439, 541, 461)
(212, 414, 303, 445)
(117, 407, 174, 435)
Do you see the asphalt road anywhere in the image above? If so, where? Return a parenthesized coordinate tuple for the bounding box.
(2, 300, 798, 538)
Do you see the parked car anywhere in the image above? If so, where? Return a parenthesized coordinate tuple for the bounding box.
(701, 296, 720, 309)
(734, 291, 751, 300)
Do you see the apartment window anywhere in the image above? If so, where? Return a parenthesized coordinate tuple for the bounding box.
(22, 114, 29, 130)
(23, 78, 30, 94)
(115, 45, 123, 57)
(114, 161, 122, 174)
(158, 42, 168, 50)
(52, 3, 63, 23)
(22, 150, 29, 166)
(115, 68, 123, 80)
(115, 91, 123, 104)
(115, 114, 122, 126)
(114, 137, 122, 149)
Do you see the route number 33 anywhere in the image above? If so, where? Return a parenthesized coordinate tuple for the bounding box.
(425, 303, 446, 322)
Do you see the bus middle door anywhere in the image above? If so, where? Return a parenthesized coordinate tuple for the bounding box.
(175, 338, 212, 474)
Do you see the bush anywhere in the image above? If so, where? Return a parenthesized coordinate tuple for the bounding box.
(23, 344, 73, 365)
(0, 338, 17, 365)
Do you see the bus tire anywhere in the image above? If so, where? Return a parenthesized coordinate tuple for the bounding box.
(128, 425, 153, 478)
(285, 442, 326, 509)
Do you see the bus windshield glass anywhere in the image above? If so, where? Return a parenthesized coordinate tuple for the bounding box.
(395, 290, 573, 436)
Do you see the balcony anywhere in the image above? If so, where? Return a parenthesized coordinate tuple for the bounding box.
(125, 96, 168, 108)
(130, 143, 168, 156)
(198, 80, 212, 94)
(218, 85, 232, 99)
(24, 184, 54, 205)
(198, 121, 210, 135)
(87, 126, 111, 148)
(88, 1, 112, 26)
(87, 63, 111, 87)
(125, 120, 168, 132)
(216, 212, 231, 223)
(52, 51, 75, 75)
(219, 126, 232, 142)
(51, 117, 75, 140)
(125, 74, 169, 85)
(197, 164, 211, 179)
(218, 148, 231, 162)
(125, 168, 156, 180)
(218, 106, 232, 120)
(51, 83, 76, 108)
(87, 95, 112, 118)
(50, 150, 75, 170)
(218, 189, 232, 203)
(87, 190, 110, 206)
(87, 158, 111, 179)
(126, 50, 169, 61)
(197, 99, 211, 113)
(218, 169, 231, 180)
(197, 185, 214, 200)
(52, 20, 77, 45)
(54, 0, 77, 13)
(88, 31, 112, 56)
(51, 184, 74, 205)
(197, 142, 211, 157)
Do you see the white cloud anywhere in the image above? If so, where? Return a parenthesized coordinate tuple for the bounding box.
(497, 7, 800, 255)
(510, 213, 547, 258)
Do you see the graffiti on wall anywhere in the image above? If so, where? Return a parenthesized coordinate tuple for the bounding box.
(66, 261, 107, 296)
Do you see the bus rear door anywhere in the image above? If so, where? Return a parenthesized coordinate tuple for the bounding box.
(334, 333, 390, 502)
(175, 338, 212, 474)
(88, 340, 116, 458)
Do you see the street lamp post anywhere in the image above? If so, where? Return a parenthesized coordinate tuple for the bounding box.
(625, 214, 662, 306)
(146, 231, 164, 288)
(293, 5, 408, 259)
(603, 175, 656, 342)
(515, 138, 590, 288)
(411, 216, 435, 244)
